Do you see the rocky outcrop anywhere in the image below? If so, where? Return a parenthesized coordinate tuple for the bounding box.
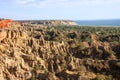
(0, 24, 120, 80)
(0, 28, 69, 80)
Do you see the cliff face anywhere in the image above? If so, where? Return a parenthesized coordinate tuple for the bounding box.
(0, 22, 120, 80)
(18, 20, 78, 27)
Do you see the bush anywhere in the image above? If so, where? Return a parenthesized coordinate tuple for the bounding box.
(44, 30, 58, 41)
(67, 32, 77, 39)
(93, 75, 112, 80)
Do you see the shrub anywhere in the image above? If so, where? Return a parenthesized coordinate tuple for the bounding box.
(67, 32, 77, 39)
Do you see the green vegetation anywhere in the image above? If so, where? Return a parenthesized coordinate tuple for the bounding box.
(49, 26, 120, 43)
(93, 75, 111, 80)
(31, 25, 120, 80)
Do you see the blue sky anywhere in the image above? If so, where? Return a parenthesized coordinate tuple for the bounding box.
(0, 0, 120, 20)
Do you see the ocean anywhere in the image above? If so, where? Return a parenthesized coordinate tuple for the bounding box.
(75, 19, 120, 27)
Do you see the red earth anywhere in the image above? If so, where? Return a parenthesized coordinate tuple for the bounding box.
(0, 19, 13, 28)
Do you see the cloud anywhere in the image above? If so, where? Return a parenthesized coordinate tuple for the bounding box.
(1, 0, 120, 8)
(15, 0, 35, 4)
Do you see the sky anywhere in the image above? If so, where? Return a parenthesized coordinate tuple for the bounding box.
(0, 0, 120, 20)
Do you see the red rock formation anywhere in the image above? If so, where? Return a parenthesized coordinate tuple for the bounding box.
(0, 19, 13, 28)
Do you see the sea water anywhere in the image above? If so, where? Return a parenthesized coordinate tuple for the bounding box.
(75, 19, 120, 27)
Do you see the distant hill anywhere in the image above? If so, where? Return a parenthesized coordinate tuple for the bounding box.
(16, 20, 78, 26)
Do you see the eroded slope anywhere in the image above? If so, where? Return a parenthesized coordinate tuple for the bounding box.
(0, 24, 120, 80)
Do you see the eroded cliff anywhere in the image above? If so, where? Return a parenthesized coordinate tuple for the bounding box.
(0, 22, 120, 80)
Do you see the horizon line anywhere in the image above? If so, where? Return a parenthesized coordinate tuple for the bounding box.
(1, 18, 120, 21)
